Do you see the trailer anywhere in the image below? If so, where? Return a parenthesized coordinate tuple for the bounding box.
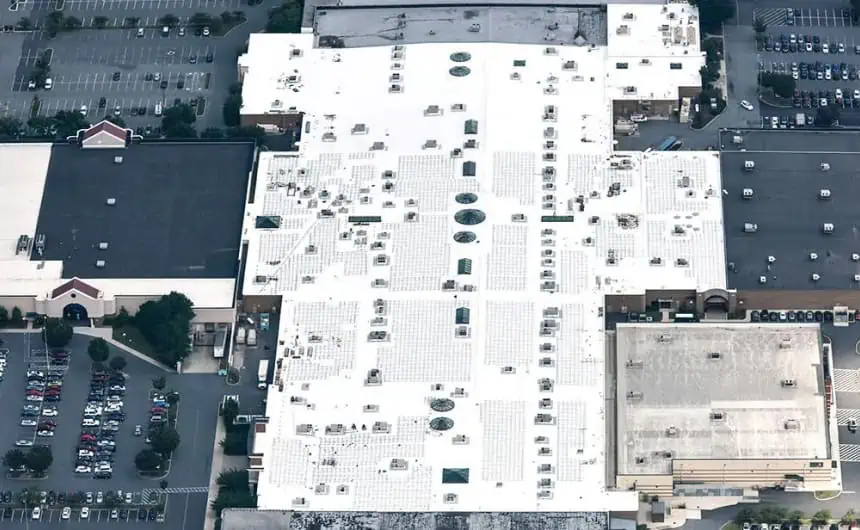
(236, 327, 246, 345)
(213, 330, 227, 359)
(257, 360, 269, 390)
(796, 113, 805, 127)
(247, 328, 257, 347)
(614, 120, 638, 136)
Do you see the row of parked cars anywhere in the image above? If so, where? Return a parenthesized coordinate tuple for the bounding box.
(762, 32, 860, 55)
(16, 356, 68, 446)
(750, 309, 837, 322)
(75, 370, 126, 479)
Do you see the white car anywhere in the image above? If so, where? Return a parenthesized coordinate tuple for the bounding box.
(62, 507, 71, 520)
(823, 43, 830, 53)
(854, 89, 860, 99)
(110, 385, 126, 392)
(125, 492, 133, 504)
(79, 105, 88, 115)
(111, 509, 119, 519)
(20, 419, 37, 427)
(96, 491, 103, 503)
(202, 26, 210, 36)
(78, 450, 94, 458)
(836, 88, 844, 99)
(27, 371, 44, 377)
(85, 406, 102, 413)
(839, 43, 845, 53)
(27, 80, 35, 89)
(82, 419, 100, 427)
(75, 465, 92, 473)
(26, 395, 43, 402)
(105, 420, 120, 427)
(740, 100, 754, 111)
(107, 395, 122, 402)
(36, 430, 54, 437)
(81, 507, 89, 519)
(821, 98, 828, 107)
(32, 507, 41, 520)
(44, 78, 52, 90)
(15, 440, 33, 447)
(41, 408, 58, 417)
(806, 42, 813, 52)
(86, 492, 93, 503)
(97, 440, 116, 447)
(792, 71, 798, 79)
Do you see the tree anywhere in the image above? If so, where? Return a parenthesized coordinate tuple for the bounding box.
(816, 105, 840, 127)
(222, 94, 242, 127)
(15, 17, 32, 31)
(222, 398, 240, 430)
(3, 449, 26, 470)
(841, 510, 856, 525)
(812, 510, 832, 525)
(152, 376, 167, 390)
(0, 118, 22, 139)
(150, 426, 181, 455)
(162, 103, 197, 138)
(11, 307, 22, 323)
(158, 14, 179, 28)
(109, 355, 127, 372)
(164, 122, 197, 138)
(217, 469, 249, 490)
(0, 306, 8, 323)
(735, 508, 758, 525)
(44, 12, 64, 38)
(27, 117, 53, 137)
(134, 449, 163, 472)
(135, 292, 195, 366)
(759, 507, 787, 523)
(44, 318, 73, 348)
(123, 16, 140, 28)
(201, 127, 224, 139)
(760, 72, 795, 99)
(87, 338, 110, 363)
(51, 110, 89, 138)
(63, 16, 82, 30)
(105, 115, 126, 128)
(228, 125, 266, 143)
(189, 12, 213, 28)
(24, 446, 53, 474)
(211, 488, 256, 516)
(220, 430, 248, 455)
(265, 1, 302, 33)
(92, 16, 109, 28)
(753, 17, 767, 34)
(788, 510, 805, 523)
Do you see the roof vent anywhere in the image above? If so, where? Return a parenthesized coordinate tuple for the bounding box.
(351, 123, 367, 135)
(626, 391, 643, 400)
(365, 369, 382, 386)
(105, 198, 116, 206)
(823, 223, 834, 233)
(708, 351, 721, 360)
(389, 84, 403, 93)
(820, 189, 831, 199)
(784, 419, 800, 430)
(424, 105, 442, 116)
(665, 426, 678, 437)
(710, 411, 725, 421)
(781, 379, 797, 387)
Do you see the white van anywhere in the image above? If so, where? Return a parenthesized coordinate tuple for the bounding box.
(44, 78, 52, 90)
(154, 103, 162, 116)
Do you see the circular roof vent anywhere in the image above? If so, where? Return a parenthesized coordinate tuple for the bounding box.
(430, 398, 455, 412)
(430, 417, 455, 431)
(449, 66, 471, 77)
(453, 231, 477, 243)
(455, 192, 478, 205)
(450, 52, 472, 62)
(454, 209, 486, 226)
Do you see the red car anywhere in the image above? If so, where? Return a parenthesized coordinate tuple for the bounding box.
(151, 407, 166, 414)
(45, 389, 61, 395)
(80, 435, 96, 441)
(26, 389, 43, 396)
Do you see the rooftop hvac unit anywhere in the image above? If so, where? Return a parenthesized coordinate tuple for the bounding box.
(113, 156, 123, 164)
(784, 419, 800, 430)
(95, 260, 106, 268)
(779, 339, 792, 349)
(665, 426, 678, 437)
(106, 198, 117, 206)
(781, 379, 797, 387)
(98, 242, 109, 250)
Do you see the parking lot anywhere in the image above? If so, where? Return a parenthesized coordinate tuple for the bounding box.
(754, 26, 860, 126)
(6, 505, 159, 523)
(754, 6, 855, 27)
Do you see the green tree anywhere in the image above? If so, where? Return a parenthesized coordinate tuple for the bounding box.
(134, 449, 163, 472)
(135, 292, 195, 366)
(217, 469, 249, 490)
(158, 14, 179, 28)
(222, 94, 242, 127)
(51, 110, 89, 138)
(0, 306, 8, 323)
(760, 72, 796, 98)
(162, 103, 197, 138)
(24, 446, 53, 474)
(816, 105, 840, 127)
(812, 510, 832, 525)
(788, 510, 805, 523)
(735, 508, 758, 525)
(92, 16, 108, 28)
(222, 398, 240, 430)
(201, 127, 224, 139)
(123, 16, 140, 28)
(188, 12, 213, 28)
(228, 125, 266, 143)
(105, 115, 126, 128)
(44, 318, 73, 348)
(109, 355, 127, 372)
(759, 507, 787, 523)
(211, 488, 256, 516)
(164, 122, 197, 139)
(63, 16, 82, 30)
(11, 307, 22, 323)
(150, 427, 181, 455)
(220, 430, 248, 455)
(15, 17, 32, 30)
(87, 338, 110, 363)
(3, 449, 26, 470)
(44, 11, 64, 38)
(152, 376, 167, 391)
(27, 117, 53, 137)
(265, 1, 302, 33)
(0, 118, 22, 139)
(842, 510, 856, 525)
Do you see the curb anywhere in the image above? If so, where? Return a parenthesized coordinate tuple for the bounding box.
(813, 490, 841, 501)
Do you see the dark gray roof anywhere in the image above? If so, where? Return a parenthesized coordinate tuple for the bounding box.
(32, 142, 255, 280)
(720, 129, 860, 291)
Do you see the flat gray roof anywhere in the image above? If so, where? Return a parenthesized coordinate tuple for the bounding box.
(221, 510, 610, 530)
(314, 5, 607, 47)
(615, 323, 828, 475)
(720, 129, 860, 291)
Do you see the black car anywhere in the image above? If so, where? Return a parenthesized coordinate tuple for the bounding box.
(160, 80, 168, 89)
(119, 509, 128, 520)
(750, 310, 760, 322)
(98, 97, 106, 108)
(825, 311, 834, 321)
(177, 79, 184, 89)
(138, 509, 147, 520)
(205, 53, 213, 63)
(94, 472, 112, 479)
(44, 395, 60, 402)
(112, 71, 121, 81)
(148, 509, 157, 520)
(189, 56, 197, 64)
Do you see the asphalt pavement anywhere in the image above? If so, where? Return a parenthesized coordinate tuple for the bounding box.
(0, 0, 276, 132)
